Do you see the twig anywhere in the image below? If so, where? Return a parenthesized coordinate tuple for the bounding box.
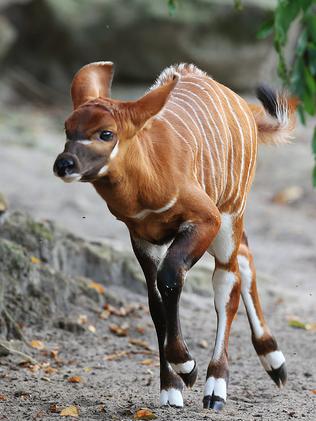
(0, 341, 38, 365)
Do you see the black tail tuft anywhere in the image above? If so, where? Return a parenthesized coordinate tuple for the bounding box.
(256, 85, 278, 119)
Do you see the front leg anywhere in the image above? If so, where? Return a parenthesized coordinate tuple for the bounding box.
(156, 209, 221, 395)
(131, 236, 184, 407)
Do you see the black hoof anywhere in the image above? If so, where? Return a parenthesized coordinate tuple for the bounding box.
(203, 395, 225, 411)
(267, 362, 287, 388)
(179, 361, 198, 388)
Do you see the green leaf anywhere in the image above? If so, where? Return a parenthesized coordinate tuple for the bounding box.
(313, 162, 316, 188)
(274, 0, 302, 46)
(297, 103, 306, 125)
(303, 90, 316, 115)
(257, 16, 274, 39)
(307, 44, 316, 75)
(167, 0, 177, 16)
(304, 66, 316, 95)
(312, 127, 316, 155)
(234, 0, 244, 12)
(305, 13, 316, 43)
(296, 29, 308, 56)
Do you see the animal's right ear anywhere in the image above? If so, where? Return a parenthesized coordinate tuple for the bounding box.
(71, 61, 114, 109)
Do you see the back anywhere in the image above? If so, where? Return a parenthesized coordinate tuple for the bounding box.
(152, 64, 258, 217)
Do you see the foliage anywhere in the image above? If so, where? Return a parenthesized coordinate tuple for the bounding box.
(166, 0, 316, 186)
(257, 0, 316, 186)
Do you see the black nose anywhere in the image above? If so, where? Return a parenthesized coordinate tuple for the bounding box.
(54, 157, 75, 177)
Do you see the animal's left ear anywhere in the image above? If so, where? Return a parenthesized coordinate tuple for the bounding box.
(127, 74, 179, 132)
(71, 61, 114, 109)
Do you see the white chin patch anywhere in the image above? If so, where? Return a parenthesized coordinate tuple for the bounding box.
(160, 388, 183, 407)
(61, 173, 81, 183)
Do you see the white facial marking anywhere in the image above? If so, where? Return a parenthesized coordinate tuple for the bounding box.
(204, 377, 227, 401)
(98, 165, 109, 176)
(212, 269, 236, 361)
(238, 255, 264, 338)
(77, 140, 92, 145)
(209, 213, 234, 264)
(171, 360, 195, 374)
(259, 350, 285, 371)
(60, 173, 81, 183)
(109, 140, 119, 160)
(132, 196, 177, 220)
(160, 388, 183, 407)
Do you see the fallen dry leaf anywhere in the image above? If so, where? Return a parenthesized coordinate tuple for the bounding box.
(77, 314, 88, 325)
(83, 367, 92, 373)
(288, 319, 308, 330)
(103, 303, 127, 317)
(0, 394, 7, 401)
(311, 389, 316, 395)
(99, 309, 111, 320)
(140, 359, 154, 366)
(88, 281, 105, 295)
(50, 350, 59, 360)
(30, 340, 45, 350)
(134, 408, 157, 420)
(109, 323, 129, 337)
(68, 376, 82, 383)
(136, 325, 146, 335)
(87, 325, 96, 333)
(272, 186, 303, 205)
(199, 339, 208, 349)
(60, 405, 79, 417)
(103, 351, 128, 361)
(49, 403, 60, 413)
(30, 256, 41, 264)
(129, 338, 152, 351)
(44, 366, 57, 375)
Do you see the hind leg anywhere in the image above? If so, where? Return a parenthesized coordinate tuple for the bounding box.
(204, 214, 242, 410)
(238, 232, 287, 387)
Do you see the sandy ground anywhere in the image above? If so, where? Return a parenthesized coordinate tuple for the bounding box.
(0, 93, 316, 420)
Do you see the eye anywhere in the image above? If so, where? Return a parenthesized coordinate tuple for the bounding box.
(99, 130, 114, 141)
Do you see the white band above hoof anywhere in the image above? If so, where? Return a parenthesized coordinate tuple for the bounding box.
(160, 388, 183, 407)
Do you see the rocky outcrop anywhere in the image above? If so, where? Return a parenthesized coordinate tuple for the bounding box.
(0, 210, 211, 333)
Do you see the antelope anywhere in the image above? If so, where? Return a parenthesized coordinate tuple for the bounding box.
(53, 62, 296, 410)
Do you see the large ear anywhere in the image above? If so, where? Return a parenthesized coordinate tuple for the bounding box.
(127, 74, 179, 132)
(71, 61, 114, 109)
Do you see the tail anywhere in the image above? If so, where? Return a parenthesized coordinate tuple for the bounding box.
(248, 85, 298, 145)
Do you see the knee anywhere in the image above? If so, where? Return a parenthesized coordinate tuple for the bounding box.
(157, 259, 183, 297)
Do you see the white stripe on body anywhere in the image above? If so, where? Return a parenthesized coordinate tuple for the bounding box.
(214, 84, 245, 212)
(173, 90, 219, 200)
(163, 106, 201, 189)
(132, 196, 178, 220)
(183, 78, 231, 204)
(178, 81, 227, 199)
(168, 99, 206, 190)
(208, 213, 234, 264)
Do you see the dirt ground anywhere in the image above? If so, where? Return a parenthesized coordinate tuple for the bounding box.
(0, 95, 316, 420)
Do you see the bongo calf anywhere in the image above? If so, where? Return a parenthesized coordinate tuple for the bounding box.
(53, 62, 296, 410)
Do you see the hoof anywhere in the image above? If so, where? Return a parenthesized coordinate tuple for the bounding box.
(171, 360, 198, 388)
(267, 362, 287, 388)
(203, 395, 225, 411)
(203, 376, 227, 411)
(160, 388, 184, 407)
(259, 350, 287, 388)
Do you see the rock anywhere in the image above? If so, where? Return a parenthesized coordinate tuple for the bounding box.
(2, 0, 275, 96)
(0, 210, 210, 333)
